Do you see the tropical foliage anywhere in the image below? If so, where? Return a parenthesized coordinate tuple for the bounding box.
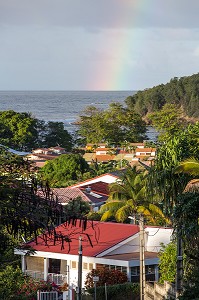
(77, 102, 146, 146)
(0, 110, 73, 151)
(158, 242, 177, 284)
(99, 168, 170, 225)
(39, 153, 90, 187)
(125, 73, 199, 118)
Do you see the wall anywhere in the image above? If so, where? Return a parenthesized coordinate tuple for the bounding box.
(145, 227, 173, 252)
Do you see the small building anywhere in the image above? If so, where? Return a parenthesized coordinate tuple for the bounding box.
(135, 148, 156, 158)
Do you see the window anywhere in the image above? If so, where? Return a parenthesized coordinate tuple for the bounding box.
(89, 263, 93, 270)
(71, 261, 77, 269)
(83, 263, 88, 270)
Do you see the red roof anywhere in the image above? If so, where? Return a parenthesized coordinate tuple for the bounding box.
(79, 181, 109, 196)
(27, 220, 139, 257)
(52, 187, 91, 204)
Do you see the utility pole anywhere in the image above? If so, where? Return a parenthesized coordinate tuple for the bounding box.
(139, 214, 145, 300)
(77, 236, 83, 300)
(176, 229, 183, 299)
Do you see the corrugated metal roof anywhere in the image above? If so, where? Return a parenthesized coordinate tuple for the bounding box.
(26, 220, 140, 257)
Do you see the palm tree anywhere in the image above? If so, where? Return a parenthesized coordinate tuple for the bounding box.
(99, 168, 170, 225)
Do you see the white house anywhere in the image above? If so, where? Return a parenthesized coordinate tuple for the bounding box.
(15, 221, 173, 290)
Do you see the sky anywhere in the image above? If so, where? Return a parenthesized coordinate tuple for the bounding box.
(1, 0, 199, 91)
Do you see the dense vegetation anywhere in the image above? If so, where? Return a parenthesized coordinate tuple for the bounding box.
(125, 73, 199, 118)
(39, 153, 90, 187)
(77, 102, 146, 146)
(0, 110, 73, 151)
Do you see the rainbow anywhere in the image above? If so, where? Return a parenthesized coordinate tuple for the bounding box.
(87, 1, 146, 91)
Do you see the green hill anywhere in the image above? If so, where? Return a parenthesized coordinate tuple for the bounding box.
(125, 73, 199, 119)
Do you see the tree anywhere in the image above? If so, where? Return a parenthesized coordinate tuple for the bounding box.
(99, 168, 170, 225)
(125, 73, 199, 118)
(78, 103, 146, 146)
(39, 153, 90, 187)
(63, 197, 90, 218)
(0, 110, 39, 151)
(43, 121, 73, 150)
(147, 124, 199, 216)
(148, 103, 185, 139)
(0, 110, 73, 151)
(158, 242, 177, 284)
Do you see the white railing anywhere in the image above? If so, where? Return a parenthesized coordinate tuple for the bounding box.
(25, 270, 67, 285)
(48, 273, 68, 285)
(37, 291, 58, 300)
(37, 291, 69, 300)
(26, 270, 44, 280)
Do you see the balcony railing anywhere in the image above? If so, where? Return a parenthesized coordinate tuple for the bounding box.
(25, 270, 68, 285)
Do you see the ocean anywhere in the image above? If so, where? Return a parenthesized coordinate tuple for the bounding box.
(0, 90, 158, 140)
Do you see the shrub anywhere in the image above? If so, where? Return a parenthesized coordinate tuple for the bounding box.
(85, 268, 128, 288)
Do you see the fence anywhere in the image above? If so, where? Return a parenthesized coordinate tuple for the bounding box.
(37, 290, 69, 300)
(25, 270, 68, 285)
(37, 291, 58, 300)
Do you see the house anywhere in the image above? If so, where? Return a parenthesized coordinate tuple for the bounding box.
(15, 220, 173, 290)
(70, 172, 119, 188)
(26, 146, 67, 168)
(85, 143, 107, 151)
(52, 181, 109, 211)
(49, 146, 66, 155)
(135, 148, 156, 158)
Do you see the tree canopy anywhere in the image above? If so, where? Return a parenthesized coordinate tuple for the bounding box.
(77, 103, 146, 146)
(125, 73, 199, 118)
(39, 153, 90, 187)
(0, 110, 73, 151)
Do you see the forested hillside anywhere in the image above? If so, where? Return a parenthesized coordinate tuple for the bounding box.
(125, 73, 199, 118)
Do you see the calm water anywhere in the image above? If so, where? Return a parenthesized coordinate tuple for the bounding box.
(0, 90, 158, 140)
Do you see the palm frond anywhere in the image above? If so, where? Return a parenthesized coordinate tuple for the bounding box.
(100, 210, 115, 221)
(175, 158, 199, 176)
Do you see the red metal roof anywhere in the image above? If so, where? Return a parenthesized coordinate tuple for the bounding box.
(27, 220, 139, 257)
(79, 181, 109, 196)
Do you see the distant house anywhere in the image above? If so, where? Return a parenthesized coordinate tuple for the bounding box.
(52, 181, 109, 211)
(26, 146, 66, 168)
(129, 143, 145, 149)
(49, 146, 66, 155)
(70, 172, 119, 188)
(135, 148, 156, 158)
(15, 221, 173, 289)
(85, 143, 107, 151)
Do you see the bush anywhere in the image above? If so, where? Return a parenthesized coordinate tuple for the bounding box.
(85, 268, 128, 288)
(0, 265, 60, 300)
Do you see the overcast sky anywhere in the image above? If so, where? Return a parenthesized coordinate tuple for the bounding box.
(1, 0, 199, 91)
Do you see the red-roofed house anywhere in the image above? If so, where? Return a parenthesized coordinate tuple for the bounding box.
(15, 221, 173, 290)
(52, 184, 108, 210)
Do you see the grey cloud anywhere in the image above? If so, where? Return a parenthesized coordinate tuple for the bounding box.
(1, 0, 199, 29)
